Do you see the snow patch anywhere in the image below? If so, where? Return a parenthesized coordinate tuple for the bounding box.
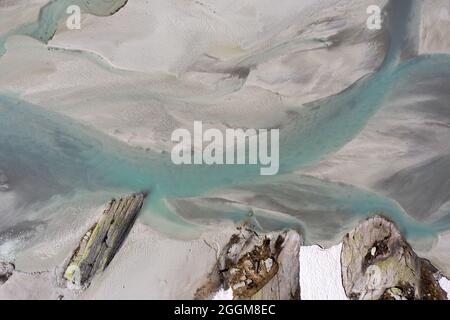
(299, 243, 347, 300)
(212, 287, 234, 300)
(439, 277, 450, 299)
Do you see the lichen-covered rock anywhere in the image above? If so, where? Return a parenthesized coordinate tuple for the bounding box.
(64, 192, 146, 288)
(0, 262, 14, 285)
(195, 225, 302, 300)
(341, 215, 447, 300)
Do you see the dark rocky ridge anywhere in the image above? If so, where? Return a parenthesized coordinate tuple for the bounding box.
(195, 225, 302, 300)
(341, 215, 447, 300)
(63, 192, 147, 289)
(0, 262, 14, 285)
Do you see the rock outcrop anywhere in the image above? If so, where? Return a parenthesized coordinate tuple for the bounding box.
(0, 262, 14, 285)
(195, 225, 302, 300)
(0, 169, 9, 191)
(341, 215, 447, 300)
(63, 192, 147, 289)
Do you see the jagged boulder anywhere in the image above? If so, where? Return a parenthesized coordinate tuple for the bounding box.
(341, 215, 447, 300)
(195, 226, 302, 300)
(64, 192, 147, 288)
(0, 262, 14, 285)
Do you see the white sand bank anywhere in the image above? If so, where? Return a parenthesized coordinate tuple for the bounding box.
(0, 219, 236, 300)
(80, 222, 235, 299)
(0, 0, 46, 36)
(419, 0, 450, 55)
(0, 0, 387, 153)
